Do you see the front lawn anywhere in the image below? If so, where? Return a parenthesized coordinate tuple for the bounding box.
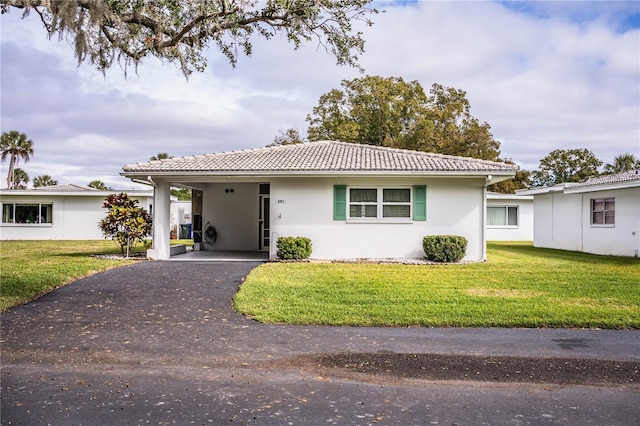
(234, 242, 640, 329)
(0, 240, 142, 311)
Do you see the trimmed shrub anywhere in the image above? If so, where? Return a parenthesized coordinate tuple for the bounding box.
(422, 235, 468, 263)
(276, 236, 312, 260)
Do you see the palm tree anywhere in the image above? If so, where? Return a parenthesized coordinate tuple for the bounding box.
(150, 152, 172, 161)
(1, 131, 34, 189)
(33, 175, 58, 188)
(12, 168, 30, 189)
(603, 153, 640, 174)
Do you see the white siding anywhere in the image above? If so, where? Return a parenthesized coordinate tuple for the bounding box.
(269, 177, 487, 261)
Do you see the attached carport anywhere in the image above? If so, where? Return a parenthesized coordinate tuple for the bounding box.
(120, 174, 272, 261)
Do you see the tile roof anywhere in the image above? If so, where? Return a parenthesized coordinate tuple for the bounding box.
(32, 183, 97, 191)
(122, 141, 516, 174)
(569, 170, 640, 188)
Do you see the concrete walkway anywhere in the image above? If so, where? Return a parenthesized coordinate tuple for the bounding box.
(1, 261, 638, 425)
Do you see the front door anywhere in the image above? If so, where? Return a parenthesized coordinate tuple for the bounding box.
(259, 195, 270, 251)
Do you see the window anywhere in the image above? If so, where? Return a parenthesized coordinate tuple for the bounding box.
(2, 203, 53, 224)
(349, 188, 378, 218)
(348, 187, 411, 220)
(487, 206, 518, 227)
(382, 188, 411, 218)
(591, 197, 615, 225)
(334, 185, 426, 221)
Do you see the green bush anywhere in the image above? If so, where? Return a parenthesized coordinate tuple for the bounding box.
(422, 235, 468, 263)
(276, 236, 312, 260)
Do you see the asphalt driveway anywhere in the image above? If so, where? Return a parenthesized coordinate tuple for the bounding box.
(2, 261, 639, 425)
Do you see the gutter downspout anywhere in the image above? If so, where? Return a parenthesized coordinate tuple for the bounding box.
(482, 175, 492, 262)
(131, 176, 157, 187)
(580, 193, 584, 252)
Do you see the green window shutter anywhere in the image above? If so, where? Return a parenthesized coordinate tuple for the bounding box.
(413, 185, 427, 221)
(334, 185, 347, 220)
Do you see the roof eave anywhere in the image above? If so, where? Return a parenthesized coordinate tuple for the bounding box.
(0, 189, 154, 196)
(121, 169, 515, 181)
(563, 180, 640, 193)
(487, 192, 534, 200)
(516, 184, 567, 196)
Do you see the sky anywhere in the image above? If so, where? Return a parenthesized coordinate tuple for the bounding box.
(1, 0, 639, 190)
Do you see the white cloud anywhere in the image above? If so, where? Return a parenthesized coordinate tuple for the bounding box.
(1, 0, 638, 187)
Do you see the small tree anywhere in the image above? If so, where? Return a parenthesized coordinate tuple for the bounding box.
(150, 152, 172, 161)
(487, 158, 531, 193)
(98, 193, 152, 257)
(603, 153, 640, 174)
(1, 130, 33, 189)
(268, 127, 307, 147)
(33, 175, 58, 187)
(88, 180, 113, 190)
(12, 168, 29, 189)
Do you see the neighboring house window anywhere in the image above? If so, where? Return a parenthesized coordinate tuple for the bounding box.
(1, 203, 53, 224)
(334, 186, 426, 221)
(487, 206, 518, 227)
(591, 197, 615, 225)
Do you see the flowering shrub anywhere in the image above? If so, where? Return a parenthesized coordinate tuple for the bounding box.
(98, 193, 152, 257)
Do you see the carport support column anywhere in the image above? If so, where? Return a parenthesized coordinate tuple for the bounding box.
(150, 180, 171, 260)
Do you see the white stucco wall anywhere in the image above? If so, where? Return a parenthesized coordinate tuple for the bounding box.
(579, 187, 640, 257)
(0, 193, 153, 240)
(531, 187, 640, 257)
(171, 201, 192, 226)
(269, 176, 487, 261)
(486, 195, 534, 241)
(200, 182, 260, 251)
(532, 192, 583, 252)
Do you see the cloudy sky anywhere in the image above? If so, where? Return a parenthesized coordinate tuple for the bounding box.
(1, 0, 639, 189)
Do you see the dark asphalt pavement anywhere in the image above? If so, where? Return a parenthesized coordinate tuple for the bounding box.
(1, 261, 639, 425)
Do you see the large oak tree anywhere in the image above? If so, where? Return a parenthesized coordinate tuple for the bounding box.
(531, 148, 602, 187)
(1, 0, 376, 77)
(306, 77, 502, 161)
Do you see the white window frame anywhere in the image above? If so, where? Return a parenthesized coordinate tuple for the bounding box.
(590, 197, 615, 227)
(347, 186, 412, 223)
(1, 202, 54, 225)
(487, 205, 519, 228)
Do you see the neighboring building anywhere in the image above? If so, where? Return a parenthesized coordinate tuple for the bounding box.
(171, 200, 193, 238)
(0, 184, 154, 240)
(486, 192, 534, 241)
(517, 171, 640, 257)
(121, 141, 516, 261)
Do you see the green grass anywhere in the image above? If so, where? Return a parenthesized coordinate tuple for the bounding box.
(0, 240, 142, 311)
(234, 242, 640, 329)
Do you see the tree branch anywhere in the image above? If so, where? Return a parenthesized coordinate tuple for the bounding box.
(1, 0, 376, 77)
